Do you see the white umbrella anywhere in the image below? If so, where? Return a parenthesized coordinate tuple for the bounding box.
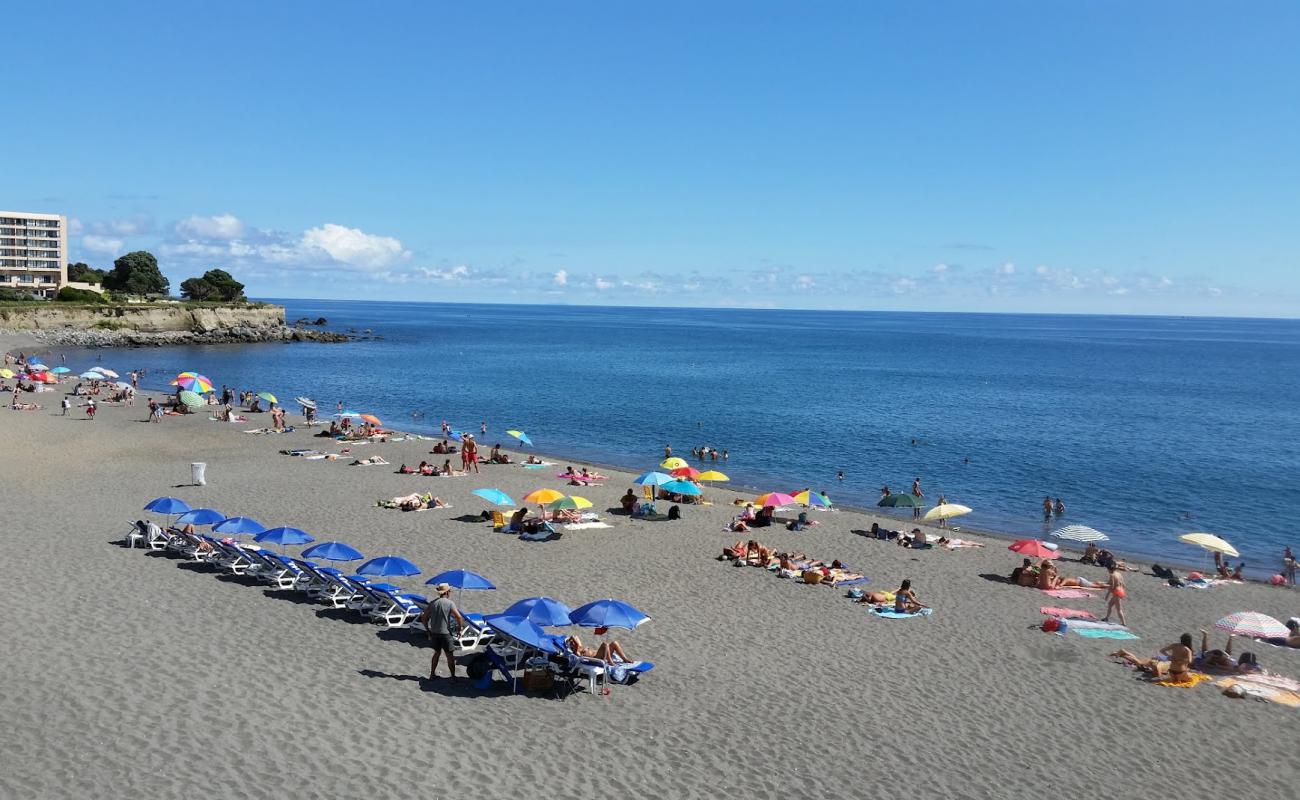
(90, 367, 119, 378)
(923, 503, 972, 522)
(1214, 612, 1290, 640)
(1051, 525, 1110, 543)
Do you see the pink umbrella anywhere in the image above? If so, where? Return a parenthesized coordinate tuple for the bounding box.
(1009, 539, 1059, 559)
(755, 492, 798, 507)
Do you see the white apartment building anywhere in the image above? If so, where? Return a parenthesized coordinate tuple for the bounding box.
(0, 211, 67, 298)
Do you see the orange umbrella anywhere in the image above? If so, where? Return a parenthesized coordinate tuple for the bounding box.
(670, 466, 701, 479)
(360, 413, 382, 426)
(1008, 540, 1059, 559)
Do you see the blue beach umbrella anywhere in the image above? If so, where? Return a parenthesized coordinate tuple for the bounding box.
(471, 488, 515, 507)
(633, 471, 673, 488)
(144, 497, 192, 515)
(448, 431, 464, 443)
(569, 598, 651, 630)
(357, 555, 421, 578)
(483, 615, 562, 655)
(176, 508, 226, 526)
(501, 596, 573, 627)
(301, 541, 364, 562)
(50, 366, 70, 374)
(212, 516, 267, 536)
(661, 479, 702, 496)
(255, 526, 315, 546)
(427, 569, 496, 591)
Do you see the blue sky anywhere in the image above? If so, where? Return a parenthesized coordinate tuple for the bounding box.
(8, 2, 1298, 315)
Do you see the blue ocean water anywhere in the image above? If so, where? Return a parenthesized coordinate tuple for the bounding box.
(55, 300, 1300, 572)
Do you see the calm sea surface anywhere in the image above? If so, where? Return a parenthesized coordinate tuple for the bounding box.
(52, 300, 1300, 573)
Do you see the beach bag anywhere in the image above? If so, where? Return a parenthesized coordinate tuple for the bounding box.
(803, 570, 824, 585)
(1042, 617, 1061, 633)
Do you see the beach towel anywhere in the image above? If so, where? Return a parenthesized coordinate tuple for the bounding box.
(563, 522, 612, 530)
(1042, 589, 1097, 599)
(1154, 671, 1212, 688)
(1040, 607, 1097, 620)
(1073, 628, 1140, 640)
(1214, 677, 1300, 707)
(870, 607, 932, 619)
(834, 577, 870, 587)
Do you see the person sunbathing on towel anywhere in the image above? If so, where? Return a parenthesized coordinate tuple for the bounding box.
(1264, 619, 1300, 648)
(1111, 634, 1195, 680)
(565, 635, 632, 664)
(548, 507, 581, 523)
(728, 516, 750, 532)
(350, 455, 389, 466)
(854, 590, 894, 605)
(1194, 630, 1262, 673)
(397, 464, 415, 474)
(525, 455, 542, 464)
(894, 579, 928, 613)
(746, 540, 774, 566)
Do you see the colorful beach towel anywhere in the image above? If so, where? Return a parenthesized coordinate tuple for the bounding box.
(1040, 607, 1097, 620)
(1214, 676, 1300, 707)
(1154, 671, 1212, 688)
(1042, 588, 1097, 599)
(1073, 628, 1139, 640)
(870, 607, 933, 619)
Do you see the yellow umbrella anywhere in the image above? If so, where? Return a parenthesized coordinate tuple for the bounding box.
(0, 368, 13, 379)
(696, 470, 729, 482)
(924, 503, 973, 521)
(523, 488, 566, 505)
(1178, 532, 1239, 558)
(548, 495, 593, 511)
(660, 457, 688, 470)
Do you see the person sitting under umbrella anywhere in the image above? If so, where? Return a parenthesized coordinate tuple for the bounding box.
(1194, 630, 1263, 673)
(565, 633, 632, 664)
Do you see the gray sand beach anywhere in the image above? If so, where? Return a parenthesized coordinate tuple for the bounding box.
(2, 367, 1297, 799)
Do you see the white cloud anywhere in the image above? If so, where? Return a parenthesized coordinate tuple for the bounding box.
(176, 213, 243, 240)
(416, 265, 471, 281)
(932, 264, 949, 275)
(890, 277, 917, 294)
(998, 262, 1016, 275)
(595, 278, 615, 291)
(300, 223, 409, 269)
(552, 269, 568, 286)
(82, 234, 124, 255)
(793, 274, 816, 289)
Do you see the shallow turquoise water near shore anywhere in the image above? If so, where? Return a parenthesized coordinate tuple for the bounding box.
(49, 300, 1300, 574)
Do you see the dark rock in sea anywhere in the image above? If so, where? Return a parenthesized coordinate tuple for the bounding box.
(314, 317, 328, 325)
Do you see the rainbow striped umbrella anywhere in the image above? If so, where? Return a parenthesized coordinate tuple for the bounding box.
(794, 490, 833, 508)
(1214, 612, 1290, 640)
(172, 373, 213, 393)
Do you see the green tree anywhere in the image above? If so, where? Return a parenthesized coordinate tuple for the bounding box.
(66, 262, 107, 284)
(179, 268, 246, 302)
(55, 286, 108, 303)
(102, 251, 169, 296)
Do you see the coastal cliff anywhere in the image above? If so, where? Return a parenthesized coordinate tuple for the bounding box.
(0, 303, 349, 346)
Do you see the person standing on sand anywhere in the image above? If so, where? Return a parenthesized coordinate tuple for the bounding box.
(1102, 563, 1127, 625)
(86, 398, 96, 420)
(418, 583, 467, 681)
(61, 396, 70, 416)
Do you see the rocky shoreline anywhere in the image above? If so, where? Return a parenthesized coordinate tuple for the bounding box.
(3, 325, 352, 348)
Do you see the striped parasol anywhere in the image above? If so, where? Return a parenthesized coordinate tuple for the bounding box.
(1214, 611, 1290, 640)
(1051, 525, 1110, 543)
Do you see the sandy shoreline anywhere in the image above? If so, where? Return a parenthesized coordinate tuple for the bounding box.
(3, 339, 1298, 799)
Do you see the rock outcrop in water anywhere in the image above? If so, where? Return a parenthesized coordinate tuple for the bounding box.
(0, 303, 352, 348)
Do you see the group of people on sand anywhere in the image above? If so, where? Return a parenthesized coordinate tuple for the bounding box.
(397, 460, 464, 477)
(727, 502, 817, 532)
(1110, 631, 1267, 684)
(1011, 555, 1130, 624)
(721, 540, 865, 587)
(378, 492, 448, 511)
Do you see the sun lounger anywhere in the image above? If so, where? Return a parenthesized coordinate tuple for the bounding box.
(312, 569, 366, 608)
(368, 588, 427, 628)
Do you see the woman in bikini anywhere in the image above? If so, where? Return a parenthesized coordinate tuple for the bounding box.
(1102, 563, 1127, 625)
(565, 635, 632, 664)
(1111, 634, 1194, 680)
(894, 579, 928, 613)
